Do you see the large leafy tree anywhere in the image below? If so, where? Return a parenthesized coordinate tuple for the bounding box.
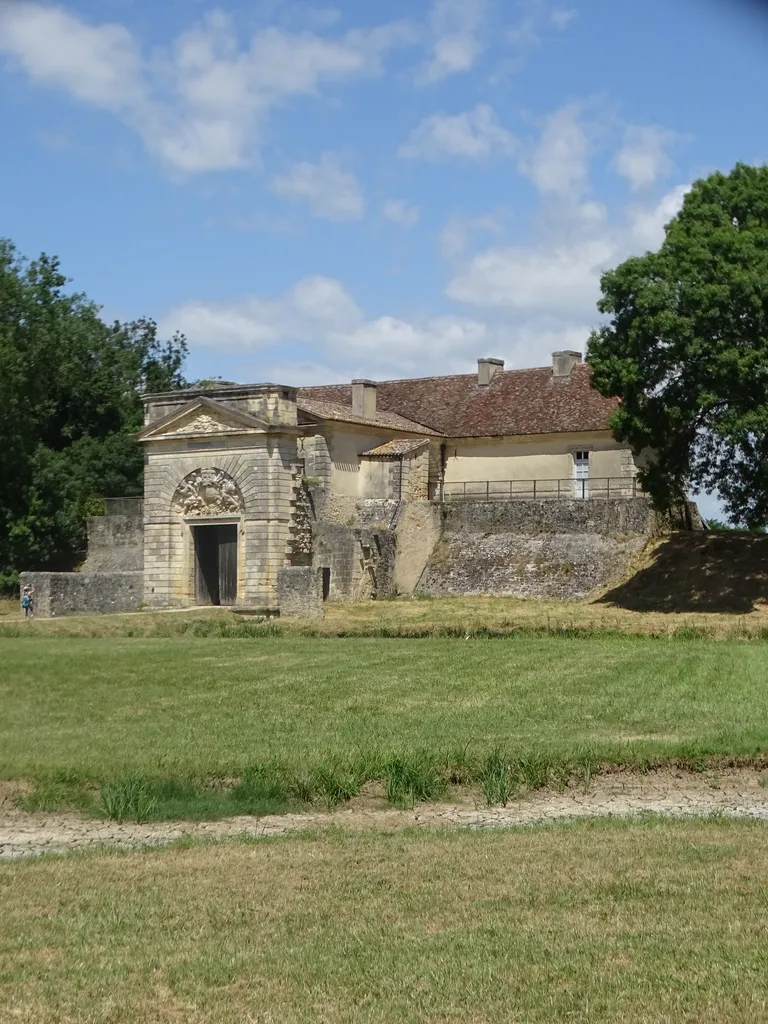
(587, 163, 768, 527)
(0, 240, 187, 587)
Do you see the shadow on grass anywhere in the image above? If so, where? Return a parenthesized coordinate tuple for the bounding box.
(598, 532, 768, 614)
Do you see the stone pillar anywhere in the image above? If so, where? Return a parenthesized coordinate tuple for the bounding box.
(277, 566, 324, 618)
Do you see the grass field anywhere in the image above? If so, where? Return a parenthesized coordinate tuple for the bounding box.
(2, 633, 768, 817)
(2, 818, 768, 1023)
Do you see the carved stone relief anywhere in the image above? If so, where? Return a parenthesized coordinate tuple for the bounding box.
(173, 469, 245, 517)
(169, 413, 239, 436)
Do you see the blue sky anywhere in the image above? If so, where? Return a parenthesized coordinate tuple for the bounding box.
(0, 0, 767, 516)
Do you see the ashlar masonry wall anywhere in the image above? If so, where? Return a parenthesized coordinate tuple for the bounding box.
(143, 435, 300, 609)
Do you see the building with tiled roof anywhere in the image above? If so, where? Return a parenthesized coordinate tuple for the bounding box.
(135, 349, 641, 612)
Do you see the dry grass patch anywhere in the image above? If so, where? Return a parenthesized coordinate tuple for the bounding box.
(1, 594, 768, 639)
(2, 819, 768, 1022)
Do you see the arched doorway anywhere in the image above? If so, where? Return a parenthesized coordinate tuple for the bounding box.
(172, 469, 245, 607)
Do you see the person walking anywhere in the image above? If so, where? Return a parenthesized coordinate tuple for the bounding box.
(21, 585, 33, 618)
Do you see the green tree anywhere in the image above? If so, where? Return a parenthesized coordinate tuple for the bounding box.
(587, 163, 768, 528)
(0, 240, 187, 587)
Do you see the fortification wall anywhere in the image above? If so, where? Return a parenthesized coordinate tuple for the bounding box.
(417, 498, 656, 600)
(20, 571, 144, 618)
(80, 515, 144, 572)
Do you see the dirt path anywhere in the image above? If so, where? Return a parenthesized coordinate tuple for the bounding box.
(2, 768, 767, 859)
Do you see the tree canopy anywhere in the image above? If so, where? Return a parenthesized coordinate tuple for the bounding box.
(0, 240, 187, 588)
(587, 163, 768, 528)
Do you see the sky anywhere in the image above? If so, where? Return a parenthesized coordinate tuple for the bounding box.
(1, 0, 768, 515)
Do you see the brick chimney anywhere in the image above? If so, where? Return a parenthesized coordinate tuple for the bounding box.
(352, 379, 377, 419)
(477, 358, 504, 386)
(552, 351, 582, 378)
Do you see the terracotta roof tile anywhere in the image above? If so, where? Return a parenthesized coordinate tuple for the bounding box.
(298, 363, 617, 438)
(360, 439, 430, 457)
(296, 397, 439, 434)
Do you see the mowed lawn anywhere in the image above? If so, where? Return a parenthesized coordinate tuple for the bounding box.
(1, 634, 767, 780)
(2, 819, 768, 1023)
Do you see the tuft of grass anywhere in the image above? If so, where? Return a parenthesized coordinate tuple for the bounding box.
(574, 748, 600, 792)
(17, 769, 94, 814)
(517, 752, 553, 792)
(100, 775, 157, 823)
(229, 764, 291, 816)
(312, 763, 360, 810)
(383, 754, 446, 809)
(480, 748, 518, 807)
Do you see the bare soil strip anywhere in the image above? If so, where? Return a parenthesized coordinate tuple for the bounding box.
(1, 767, 766, 859)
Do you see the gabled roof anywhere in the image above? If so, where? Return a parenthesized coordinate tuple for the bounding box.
(298, 362, 618, 439)
(361, 439, 430, 457)
(297, 397, 439, 435)
(137, 397, 281, 441)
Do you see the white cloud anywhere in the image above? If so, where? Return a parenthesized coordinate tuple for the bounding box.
(272, 154, 365, 220)
(161, 275, 363, 352)
(160, 274, 501, 377)
(383, 199, 420, 228)
(550, 8, 578, 29)
(419, 0, 486, 84)
(447, 183, 691, 319)
(447, 238, 615, 315)
(628, 183, 690, 251)
(0, 2, 143, 107)
(0, 3, 414, 173)
(439, 213, 504, 257)
(518, 104, 590, 198)
(399, 104, 516, 161)
(615, 125, 677, 192)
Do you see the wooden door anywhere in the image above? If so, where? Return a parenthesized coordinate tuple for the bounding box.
(194, 524, 237, 605)
(217, 525, 238, 605)
(194, 526, 220, 605)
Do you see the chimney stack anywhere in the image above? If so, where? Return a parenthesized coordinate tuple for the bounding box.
(351, 379, 377, 420)
(552, 350, 582, 378)
(477, 357, 504, 386)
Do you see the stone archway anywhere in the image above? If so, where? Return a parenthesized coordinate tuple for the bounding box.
(171, 469, 245, 607)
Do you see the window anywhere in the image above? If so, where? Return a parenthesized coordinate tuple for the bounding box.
(573, 451, 590, 498)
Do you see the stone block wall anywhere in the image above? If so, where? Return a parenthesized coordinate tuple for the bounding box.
(277, 566, 324, 618)
(402, 448, 430, 501)
(417, 498, 656, 600)
(439, 496, 655, 537)
(312, 519, 397, 602)
(20, 571, 144, 618)
(143, 436, 299, 608)
(80, 515, 144, 572)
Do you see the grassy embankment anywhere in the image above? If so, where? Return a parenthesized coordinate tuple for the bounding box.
(2, 634, 767, 819)
(2, 819, 768, 1023)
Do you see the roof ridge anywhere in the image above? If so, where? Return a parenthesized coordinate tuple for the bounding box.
(298, 364, 554, 390)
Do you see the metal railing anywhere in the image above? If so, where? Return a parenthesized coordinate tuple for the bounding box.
(103, 497, 144, 517)
(442, 477, 644, 501)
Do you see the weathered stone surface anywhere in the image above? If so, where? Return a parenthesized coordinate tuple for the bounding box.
(312, 518, 397, 602)
(20, 572, 144, 618)
(80, 516, 144, 572)
(440, 496, 655, 536)
(417, 498, 655, 600)
(277, 566, 324, 618)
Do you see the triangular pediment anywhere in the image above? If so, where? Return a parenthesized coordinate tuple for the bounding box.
(137, 398, 274, 442)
